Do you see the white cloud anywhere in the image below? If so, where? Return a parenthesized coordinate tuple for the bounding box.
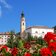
(0, 0, 12, 9)
(0, 0, 12, 17)
(0, 6, 2, 17)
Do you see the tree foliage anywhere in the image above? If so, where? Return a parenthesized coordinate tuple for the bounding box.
(6, 31, 15, 48)
(36, 37, 45, 45)
(27, 33, 34, 42)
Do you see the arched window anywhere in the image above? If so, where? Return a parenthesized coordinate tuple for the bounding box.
(42, 32, 44, 33)
(35, 31, 38, 33)
(23, 23, 24, 25)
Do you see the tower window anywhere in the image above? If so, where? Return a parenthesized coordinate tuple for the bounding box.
(23, 23, 24, 25)
(42, 32, 44, 33)
(35, 31, 38, 33)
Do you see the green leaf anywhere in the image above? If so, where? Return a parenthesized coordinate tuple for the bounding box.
(53, 52, 56, 56)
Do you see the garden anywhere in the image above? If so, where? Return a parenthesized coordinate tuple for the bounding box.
(0, 32, 56, 56)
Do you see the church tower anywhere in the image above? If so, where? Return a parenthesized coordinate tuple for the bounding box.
(20, 12, 26, 37)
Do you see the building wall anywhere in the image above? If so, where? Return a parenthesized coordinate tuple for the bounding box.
(0, 35, 15, 45)
(26, 28, 32, 34)
(26, 28, 54, 38)
(0, 35, 8, 45)
(20, 19, 26, 33)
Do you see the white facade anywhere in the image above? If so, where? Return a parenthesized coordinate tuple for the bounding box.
(0, 34, 9, 45)
(0, 33, 15, 45)
(26, 26, 54, 38)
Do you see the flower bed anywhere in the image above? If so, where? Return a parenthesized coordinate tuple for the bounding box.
(0, 32, 56, 56)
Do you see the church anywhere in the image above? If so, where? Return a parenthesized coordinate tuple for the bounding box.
(0, 12, 54, 45)
(20, 12, 54, 38)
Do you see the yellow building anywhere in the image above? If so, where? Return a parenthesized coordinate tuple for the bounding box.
(20, 12, 26, 37)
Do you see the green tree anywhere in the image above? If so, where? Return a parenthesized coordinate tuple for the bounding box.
(14, 36, 24, 48)
(32, 53, 40, 56)
(6, 31, 15, 48)
(18, 39, 24, 48)
(27, 33, 34, 42)
(36, 37, 45, 45)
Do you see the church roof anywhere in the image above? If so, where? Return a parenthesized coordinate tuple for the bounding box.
(26, 26, 54, 30)
(0, 32, 16, 35)
(21, 11, 24, 17)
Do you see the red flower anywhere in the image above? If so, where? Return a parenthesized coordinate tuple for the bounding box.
(40, 47, 52, 56)
(53, 34, 56, 41)
(24, 42, 31, 49)
(11, 47, 18, 56)
(24, 52, 31, 56)
(1, 45, 8, 52)
(44, 32, 56, 43)
(48, 42, 56, 52)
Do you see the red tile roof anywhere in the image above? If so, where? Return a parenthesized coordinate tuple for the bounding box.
(0, 32, 15, 35)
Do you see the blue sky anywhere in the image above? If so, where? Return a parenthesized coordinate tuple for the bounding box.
(0, 0, 56, 32)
